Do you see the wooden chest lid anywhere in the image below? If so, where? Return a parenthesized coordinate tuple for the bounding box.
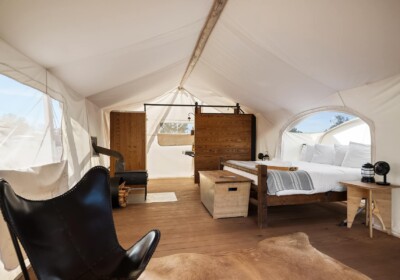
(198, 170, 253, 184)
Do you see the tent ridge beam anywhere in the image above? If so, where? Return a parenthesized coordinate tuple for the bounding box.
(179, 0, 228, 87)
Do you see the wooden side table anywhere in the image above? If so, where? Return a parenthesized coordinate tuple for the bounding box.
(199, 170, 252, 219)
(341, 181, 400, 238)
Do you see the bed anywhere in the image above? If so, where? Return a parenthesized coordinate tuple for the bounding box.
(221, 159, 362, 228)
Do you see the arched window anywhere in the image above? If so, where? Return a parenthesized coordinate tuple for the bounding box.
(281, 110, 372, 164)
(289, 112, 357, 134)
(0, 74, 63, 169)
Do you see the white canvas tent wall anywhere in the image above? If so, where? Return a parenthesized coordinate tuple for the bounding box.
(1, 0, 400, 278)
(321, 118, 371, 146)
(145, 91, 196, 179)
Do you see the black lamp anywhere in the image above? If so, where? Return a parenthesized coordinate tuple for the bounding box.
(374, 161, 390, 186)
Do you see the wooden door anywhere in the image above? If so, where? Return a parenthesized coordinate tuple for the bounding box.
(110, 112, 146, 175)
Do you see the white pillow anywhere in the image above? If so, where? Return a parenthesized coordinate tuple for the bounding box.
(334, 144, 348, 166)
(311, 144, 335, 165)
(299, 144, 314, 162)
(341, 142, 371, 168)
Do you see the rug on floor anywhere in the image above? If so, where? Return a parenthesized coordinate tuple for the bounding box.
(139, 232, 370, 280)
(127, 192, 177, 204)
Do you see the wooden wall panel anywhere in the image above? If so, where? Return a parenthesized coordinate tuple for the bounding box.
(110, 112, 146, 176)
(194, 113, 255, 183)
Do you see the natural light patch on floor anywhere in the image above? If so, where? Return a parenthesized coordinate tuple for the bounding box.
(127, 192, 177, 204)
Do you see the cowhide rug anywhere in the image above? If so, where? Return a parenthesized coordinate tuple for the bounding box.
(140, 232, 370, 280)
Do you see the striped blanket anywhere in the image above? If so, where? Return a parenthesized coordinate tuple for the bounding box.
(223, 160, 314, 195)
(267, 170, 314, 195)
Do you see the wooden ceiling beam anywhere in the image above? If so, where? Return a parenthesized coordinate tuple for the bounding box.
(179, 0, 228, 88)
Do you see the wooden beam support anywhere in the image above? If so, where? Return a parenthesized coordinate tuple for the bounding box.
(179, 0, 228, 87)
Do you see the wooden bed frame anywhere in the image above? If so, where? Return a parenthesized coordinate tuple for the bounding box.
(221, 161, 347, 228)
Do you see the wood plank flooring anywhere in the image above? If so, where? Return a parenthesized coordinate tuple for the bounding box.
(114, 178, 400, 280)
(22, 178, 400, 279)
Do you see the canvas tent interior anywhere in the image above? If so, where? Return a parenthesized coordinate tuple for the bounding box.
(1, 0, 400, 278)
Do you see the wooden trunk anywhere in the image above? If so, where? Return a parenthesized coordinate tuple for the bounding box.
(199, 170, 252, 219)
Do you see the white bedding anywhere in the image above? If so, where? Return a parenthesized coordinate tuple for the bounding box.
(223, 160, 361, 196)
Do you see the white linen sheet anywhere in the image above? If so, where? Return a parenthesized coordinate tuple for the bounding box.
(223, 160, 361, 196)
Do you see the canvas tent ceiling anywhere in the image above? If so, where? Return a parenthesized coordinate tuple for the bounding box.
(1, 0, 400, 119)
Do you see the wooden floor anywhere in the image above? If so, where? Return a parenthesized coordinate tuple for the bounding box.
(114, 178, 400, 280)
(23, 178, 400, 279)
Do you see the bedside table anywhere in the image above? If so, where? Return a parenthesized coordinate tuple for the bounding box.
(341, 181, 400, 238)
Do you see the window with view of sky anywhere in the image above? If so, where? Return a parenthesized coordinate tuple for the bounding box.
(0, 74, 63, 168)
(290, 111, 357, 134)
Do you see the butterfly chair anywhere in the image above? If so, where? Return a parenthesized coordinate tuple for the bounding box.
(0, 166, 160, 280)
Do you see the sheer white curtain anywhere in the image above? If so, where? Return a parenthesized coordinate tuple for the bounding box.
(0, 74, 63, 170)
(0, 39, 103, 276)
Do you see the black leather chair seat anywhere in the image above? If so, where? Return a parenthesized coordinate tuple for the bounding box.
(0, 166, 160, 280)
